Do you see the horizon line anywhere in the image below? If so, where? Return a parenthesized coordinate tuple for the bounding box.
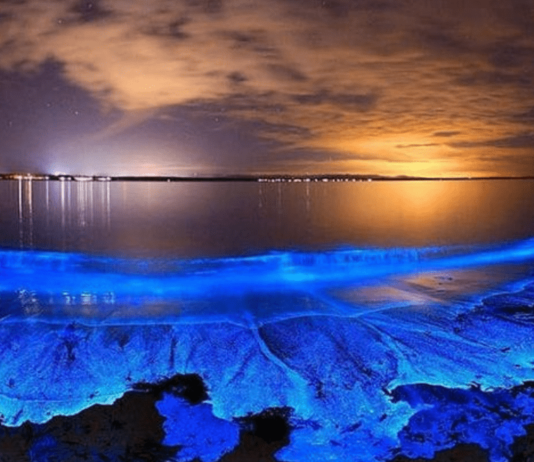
(1, 173, 534, 182)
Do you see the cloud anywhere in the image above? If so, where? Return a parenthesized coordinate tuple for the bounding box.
(263, 148, 360, 164)
(396, 143, 439, 149)
(1, 0, 534, 176)
(292, 91, 378, 111)
(66, 0, 115, 24)
(450, 133, 534, 149)
(513, 108, 534, 122)
(432, 131, 461, 137)
(489, 42, 534, 69)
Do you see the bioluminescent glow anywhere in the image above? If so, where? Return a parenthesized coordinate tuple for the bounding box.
(0, 240, 533, 461)
(156, 393, 240, 461)
(0, 238, 533, 321)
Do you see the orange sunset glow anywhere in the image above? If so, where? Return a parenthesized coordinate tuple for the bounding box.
(0, 0, 533, 177)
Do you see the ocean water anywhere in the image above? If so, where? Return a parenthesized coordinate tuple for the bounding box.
(1, 179, 534, 461)
(3, 178, 534, 257)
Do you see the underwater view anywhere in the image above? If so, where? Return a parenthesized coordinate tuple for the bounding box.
(0, 178, 534, 461)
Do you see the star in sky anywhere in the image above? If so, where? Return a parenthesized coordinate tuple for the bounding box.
(0, 0, 533, 177)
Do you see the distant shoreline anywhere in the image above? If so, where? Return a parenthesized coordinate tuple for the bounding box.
(1, 173, 533, 182)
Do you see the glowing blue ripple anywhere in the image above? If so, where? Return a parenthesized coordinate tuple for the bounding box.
(0, 239, 533, 461)
(0, 238, 533, 321)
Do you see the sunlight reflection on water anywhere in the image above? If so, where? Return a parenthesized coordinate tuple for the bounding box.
(1, 179, 534, 257)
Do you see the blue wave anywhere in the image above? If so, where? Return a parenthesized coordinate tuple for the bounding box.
(1, 238, 534, 291)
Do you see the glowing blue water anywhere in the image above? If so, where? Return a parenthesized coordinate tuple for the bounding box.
(1, 238, 533, 322)
(156, 394, 240, 462)
(1, 239, 534, 461)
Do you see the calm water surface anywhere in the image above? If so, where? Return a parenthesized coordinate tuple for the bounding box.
(1, 179, 533, 257)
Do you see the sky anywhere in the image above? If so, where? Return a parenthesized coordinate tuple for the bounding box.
(0, 0, 533, 177)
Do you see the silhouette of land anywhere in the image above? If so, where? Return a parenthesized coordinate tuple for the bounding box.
(1, 173, 534, 182)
